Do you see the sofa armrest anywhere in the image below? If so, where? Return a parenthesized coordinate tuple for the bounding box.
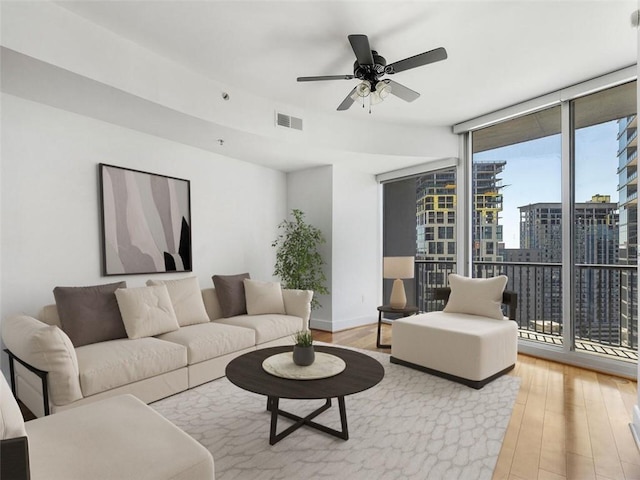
(2, 315, 82, 407)
(282, 289, 313, 327)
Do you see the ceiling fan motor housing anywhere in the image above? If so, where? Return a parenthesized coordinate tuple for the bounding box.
(353, 51, 387, 87)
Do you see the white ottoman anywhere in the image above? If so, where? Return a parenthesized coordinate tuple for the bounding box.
(390, 311, 518, 389)
(1, 373, 215, 480)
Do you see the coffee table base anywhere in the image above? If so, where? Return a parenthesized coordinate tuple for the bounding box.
(267, 396, 349, 445)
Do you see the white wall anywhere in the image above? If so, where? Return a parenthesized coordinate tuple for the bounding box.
(0, 94, 287, 321)
(331, 166, 381, 330)
(287, 165, 381, 332)
(286, 166, 333, 326)
(0, 1, 458, 342)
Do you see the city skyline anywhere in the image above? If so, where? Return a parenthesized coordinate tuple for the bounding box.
(474, 120, 619, 248)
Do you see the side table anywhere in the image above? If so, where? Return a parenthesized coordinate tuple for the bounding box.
(376, 305, 419, 348)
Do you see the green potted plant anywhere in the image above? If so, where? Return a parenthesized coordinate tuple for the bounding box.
(272, 209, 329, 311)
(292, 330, 315, 366)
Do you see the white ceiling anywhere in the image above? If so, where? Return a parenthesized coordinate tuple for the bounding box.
(27, 0, 638, 173)
(56, 0, 637, 128)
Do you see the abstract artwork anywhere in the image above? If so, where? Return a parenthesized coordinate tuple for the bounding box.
(99, 163, 192, 275)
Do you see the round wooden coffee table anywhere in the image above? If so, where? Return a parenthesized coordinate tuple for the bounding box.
(225, 345, 384, 445)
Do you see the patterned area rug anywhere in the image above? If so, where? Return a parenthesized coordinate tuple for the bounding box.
(152, 347, 520, 480)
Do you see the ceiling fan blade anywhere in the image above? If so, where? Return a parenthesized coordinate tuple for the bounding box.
(297, 75, 354, 82)
(386, 80, 420, 102)
(348, 34, 374, 66)
(386, 47, 448, 74)
(337, 86, 358, 111)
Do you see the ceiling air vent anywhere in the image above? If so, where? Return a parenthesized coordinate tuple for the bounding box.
(276, 112, 303, 131)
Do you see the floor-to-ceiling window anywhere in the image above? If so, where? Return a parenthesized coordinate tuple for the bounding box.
(382, 166, 457, 311)
(463, 76, 637, 374)
(572, 81, 637, 360)
(472, 106, 563, 345)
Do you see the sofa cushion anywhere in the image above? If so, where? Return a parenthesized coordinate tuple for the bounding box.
(156, 322, 255, 364)
(201, 288, 222, 321)
(1, 373, 27, 440)
(443, 274, 508, 320)
(25, 394, 215, 480)
(215, 314, 304, 344)
(212, 273, 250, 317)
(115, 285, 180, 339)
(40, 305, 62, 328)
(53, 281, 128, 347)
(75, 338, 187, 397)
(1, 315, 83, 406)
(244, 279, 286, 315)
(146, 277, 210, 327)
(282, 289, 313, 323)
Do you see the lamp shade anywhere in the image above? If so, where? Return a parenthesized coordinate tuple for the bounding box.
(383, 256, 415, 279)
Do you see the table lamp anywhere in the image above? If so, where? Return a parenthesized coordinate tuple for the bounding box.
(383, 256, 415, 309)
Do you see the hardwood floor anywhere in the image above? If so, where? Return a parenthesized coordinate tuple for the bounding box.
(313, 323, 640, 480)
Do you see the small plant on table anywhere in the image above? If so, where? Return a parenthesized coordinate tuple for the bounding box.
(293, 330, 314, 347)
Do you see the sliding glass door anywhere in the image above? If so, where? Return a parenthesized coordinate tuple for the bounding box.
(383, 167, 457, 311)
(472, 106, 563, 346)
(572, 81, 637, 359)
(469, 80, 637, 367)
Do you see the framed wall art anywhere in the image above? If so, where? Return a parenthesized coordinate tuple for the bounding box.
(99, 163, 192, 275)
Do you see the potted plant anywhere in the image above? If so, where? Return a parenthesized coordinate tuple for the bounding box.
(292, 330, 315, 366)
(272, 209, 329, 311)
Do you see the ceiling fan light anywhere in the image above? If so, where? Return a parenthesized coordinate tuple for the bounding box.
(376, 81, 392, 99)
(370, 90, 384, 105)
(356, 80, 371, 97)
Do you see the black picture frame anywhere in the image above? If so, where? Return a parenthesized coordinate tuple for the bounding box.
(99, 163, 192, 276)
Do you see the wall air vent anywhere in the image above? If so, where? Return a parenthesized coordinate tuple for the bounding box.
(276, 112, 303, 131)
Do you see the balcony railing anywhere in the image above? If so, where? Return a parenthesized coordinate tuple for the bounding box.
(415, 260, 638, 361)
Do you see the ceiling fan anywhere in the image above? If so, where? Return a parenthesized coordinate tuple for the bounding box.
(297, 34, 447, 111)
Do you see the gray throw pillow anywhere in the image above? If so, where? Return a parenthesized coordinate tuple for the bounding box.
(53, 281, 127, 347)
(212, 273, 250, 317)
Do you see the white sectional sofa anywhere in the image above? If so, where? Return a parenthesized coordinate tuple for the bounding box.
(2, 277, 311, 418)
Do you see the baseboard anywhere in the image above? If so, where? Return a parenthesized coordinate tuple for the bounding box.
(309, 315, 375, 332)
(390, 356, 515, 389)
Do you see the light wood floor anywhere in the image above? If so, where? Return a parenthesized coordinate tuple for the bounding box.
(313, 323, 640, 480)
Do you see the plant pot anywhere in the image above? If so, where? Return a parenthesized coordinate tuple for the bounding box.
(292, 345, 315, 366)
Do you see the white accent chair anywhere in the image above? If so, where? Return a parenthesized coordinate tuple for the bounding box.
(0, 374, 215, 480)
(391, 279, 518, 389)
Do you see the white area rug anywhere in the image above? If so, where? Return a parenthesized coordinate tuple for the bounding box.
(152, 347, 520, 480)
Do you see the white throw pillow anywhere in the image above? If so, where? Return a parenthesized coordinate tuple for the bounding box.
(146, 277, 210, 326)
(443, 274, 508, 320)
(243, 279, 286, 315)
(115, 285, 180, 339)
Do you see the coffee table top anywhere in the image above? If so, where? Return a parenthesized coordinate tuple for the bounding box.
(225, 345, 385, 400)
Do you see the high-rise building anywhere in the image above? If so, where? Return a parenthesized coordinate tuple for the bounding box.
(617, 115, 638, 348)
(416, 169, 457, 265)
(415, 161, 506, 262)
(415, 162, 505, 308)
(472, 161, 506, 262)
(511, 196, 619, 342)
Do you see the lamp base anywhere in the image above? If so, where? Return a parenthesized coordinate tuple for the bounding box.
(389, 279, 407, 309)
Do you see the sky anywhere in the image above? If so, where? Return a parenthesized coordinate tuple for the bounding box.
(473, 120, 620, 248)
